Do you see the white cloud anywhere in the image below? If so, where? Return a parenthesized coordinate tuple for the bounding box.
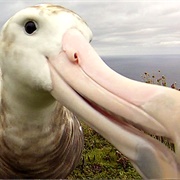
(0, 1, 180, 56)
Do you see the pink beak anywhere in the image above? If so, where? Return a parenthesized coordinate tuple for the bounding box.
(48, 28, 180, 179)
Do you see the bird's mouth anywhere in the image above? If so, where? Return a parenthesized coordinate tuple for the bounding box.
(48, 28, 180, 178)
(77, 92, 144, 132)
(78, 93, 128, 126)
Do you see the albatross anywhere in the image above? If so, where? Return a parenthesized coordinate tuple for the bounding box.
(0, 4, 180, 179)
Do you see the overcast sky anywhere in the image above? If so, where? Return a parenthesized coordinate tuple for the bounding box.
(0, 0, 180, 56)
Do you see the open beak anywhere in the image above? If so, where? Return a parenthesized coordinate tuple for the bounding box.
(48, 28, 180, 179)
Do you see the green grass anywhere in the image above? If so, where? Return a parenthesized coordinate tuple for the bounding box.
(68, 123, 141, 179)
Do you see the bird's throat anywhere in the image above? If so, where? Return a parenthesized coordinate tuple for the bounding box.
(0, 81, 83, 177)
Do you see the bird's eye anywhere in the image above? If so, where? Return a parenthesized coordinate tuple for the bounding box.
(24, 21, 37, 34)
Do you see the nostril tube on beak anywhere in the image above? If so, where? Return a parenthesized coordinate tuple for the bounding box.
(74, 53, 78, 62)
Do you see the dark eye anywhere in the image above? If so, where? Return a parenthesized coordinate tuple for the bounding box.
(24, 21, 37, 34)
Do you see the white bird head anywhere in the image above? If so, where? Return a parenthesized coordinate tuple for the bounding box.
(1, 4, 180, 179)
(0, 4, 91, 91)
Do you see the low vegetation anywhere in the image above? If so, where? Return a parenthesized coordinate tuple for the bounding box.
(141, 70, 179, 90)
(68, 70, 178, 179)
(68, 122, 141, 179)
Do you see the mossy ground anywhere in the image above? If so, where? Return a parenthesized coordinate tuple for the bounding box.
(68, 122, 141, 179)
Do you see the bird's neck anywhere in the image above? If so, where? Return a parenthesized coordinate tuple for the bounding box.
(0, 75, 83, 178)
(0, 75, 60, 151)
